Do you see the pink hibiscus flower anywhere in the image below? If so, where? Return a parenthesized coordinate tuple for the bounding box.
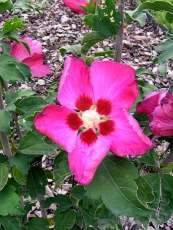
(34, 56, 152, 185)
(10, 36, 51, 78)
(137, 90, 173, 137)
(63, 0, 96, 14)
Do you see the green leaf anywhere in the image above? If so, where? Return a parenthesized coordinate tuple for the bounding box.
(138, 150, 158, 167)
(16, 96, 47, 115)
(161, 162, 173, 173)
(19, 132, 56, 155)
(13, 0, 43, 13)
(156, 39, 173, 52)
(136, 177, 155, 205)
(19, 116, 33, 131)
(12, 166, 26, 185)
(10, 153, 34, 175)
(54, 152, 70, 185)
(55, 209, 76, 230)
(0, 0, 13, 12)
(144, 174, 173, 223)
(84, 0, 120, 37)
(155, 39, 173, 63)
(157, 49, 173, 63)
(138, 1, 173, 14)
(155, 11, 173, 32)
(0, 216, 21, 230)
(77, 198, 114, 228)
(136, 1, 173, 32)
(0, 155, 7, 164)
(136, 67, 153, 76)
(13, 0, 31, 12)
(71, 186, 86, 201)
(26, 218, 49, 230)
(3, 17, 25, 34)
(134, 12, 147, 26)
(16, 61, 31, 79)
(0, 42, 10, 54)
(27, 167, 47, 199)
(83, 0, 96, 14)
(60, 44, 82, 56)
(0, 54, 31, 82)
(0, 163, 9, 191)
(82, 32, 106, 54)
(86, 156, 152, 218)
(0, 110, 11, 133)
(82, 0, 121, 53)
(0, 184, 20, 216)
(5, 89, 35, 111)
(158, 63, 167, 76)
(126, 10, 147, 27)
(55, 195, 73, 212)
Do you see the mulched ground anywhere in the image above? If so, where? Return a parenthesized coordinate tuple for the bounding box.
(6, 0, 170, 91)
(0, 0, 172, 229)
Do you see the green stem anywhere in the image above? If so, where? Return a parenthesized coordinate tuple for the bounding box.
(39, 196, 47, 218)
(0, 83, 12, 158)
(115, 0, 125, 61)
(155, 158, 162, 225)
(3, 82, 22, 140)
(13, 112, 22, 139)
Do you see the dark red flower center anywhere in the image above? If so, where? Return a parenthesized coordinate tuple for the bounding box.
(80, 128, 97, 145)
(67, 96, 114, 145)
(96, 99, 112, 115)
(67, 113, 83, 130)
(76, 95, 93, 111)
(99, 120, 114, 136)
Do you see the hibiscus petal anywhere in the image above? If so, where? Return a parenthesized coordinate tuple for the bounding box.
(68, 136, 111, 185)
(137, 90, 167, 118)
(11, 41, 30, 62)
(90, 60, 138, 110)
(110, 109, 152, 157)
(23, 54, 51, 77)
(63, 0, 94, 14)
(10, 36, 42, 61)
(34, 104, 77, 152)
(151, 99, 173, 136)
(57, 56, 93, 110)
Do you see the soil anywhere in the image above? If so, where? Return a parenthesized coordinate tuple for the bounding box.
(1, 0, 170, 93)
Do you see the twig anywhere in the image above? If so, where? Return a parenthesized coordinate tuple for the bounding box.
(0, 83, 12, 158)
(115, 0, 125, 61)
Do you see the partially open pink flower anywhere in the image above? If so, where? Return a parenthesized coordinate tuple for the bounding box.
(34, 56, 152, 185)
(10, 36, 51, 78)
(137, 90, 173, 136)
(63, 0, 96, 14)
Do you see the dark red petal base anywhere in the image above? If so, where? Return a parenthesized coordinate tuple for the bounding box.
(76, 95, 93, 111)
(96, 99, 112, 115)
(80, 128, 97, 145)
(67, 113, 83, 130)
(99, 120, 114, 136)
